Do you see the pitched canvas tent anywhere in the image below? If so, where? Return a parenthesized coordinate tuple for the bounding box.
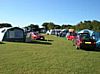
(0, 27, 25, 42)
(0, 27, 8, 42)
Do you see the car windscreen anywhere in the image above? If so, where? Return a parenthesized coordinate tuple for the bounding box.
(80, 33, 90, 39)
(34, 32, 38, 35)
(69, 32, 77, 36)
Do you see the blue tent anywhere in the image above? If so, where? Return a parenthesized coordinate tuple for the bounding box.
(78, 29, 94, 36)
(93, 32, 100, 48)
(96, 40, 100, 48)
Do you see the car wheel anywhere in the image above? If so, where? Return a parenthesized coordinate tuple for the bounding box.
(73, 42, 75, 46)
(41, 37, 45, 40)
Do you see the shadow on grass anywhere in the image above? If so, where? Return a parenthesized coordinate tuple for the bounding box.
(43, 39, 54, 42)
(2, 39, 52, 45)
(0, 42, 5, 44)
(83, 48, 100, 52)
(27, 40, 52, 45)
(94, 49, 100, 52)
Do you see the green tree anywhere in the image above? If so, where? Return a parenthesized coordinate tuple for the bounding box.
(47, 22, 55, 30)
(54, 25, 61, 29)
(42, 22, 56, 30)
(29, 24, 39, 31)
(24, 24, 40, 32)
(0, 23, 12, 28)
(61, 24, 68, 29)
(75, 20, 100, 32)
(42, 22, 49, 30)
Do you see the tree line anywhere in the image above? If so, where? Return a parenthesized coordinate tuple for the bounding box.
(0, 23, 12, 28)
(0, 20, 100, 32)
(42, 20, 100, 32)
(74, 20, 100, 32)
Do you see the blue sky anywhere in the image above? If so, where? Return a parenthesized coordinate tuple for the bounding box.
(0, 0, 100, 27)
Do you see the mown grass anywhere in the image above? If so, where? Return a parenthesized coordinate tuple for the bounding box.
(0, 35, 100, 74)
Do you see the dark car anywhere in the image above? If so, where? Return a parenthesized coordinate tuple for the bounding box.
(59, 30, 68, 37)
(73, 33, 96, 50)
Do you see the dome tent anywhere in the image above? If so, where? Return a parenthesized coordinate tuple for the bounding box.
(78, 29, 94, 36)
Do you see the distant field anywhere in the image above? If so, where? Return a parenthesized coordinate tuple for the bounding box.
(0, 35, 100, 74)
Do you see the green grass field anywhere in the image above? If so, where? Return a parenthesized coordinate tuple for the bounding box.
(0, 35, 100, 74)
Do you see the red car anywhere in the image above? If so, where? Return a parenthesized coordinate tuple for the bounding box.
(66, 32, 76, 40)
(73, 33, 96, 49)
(30, 32, 45, 40)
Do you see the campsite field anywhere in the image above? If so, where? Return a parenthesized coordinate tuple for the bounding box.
(0, 35, 100, 74)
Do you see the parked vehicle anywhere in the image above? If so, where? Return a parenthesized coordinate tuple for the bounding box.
(73, 33, 96, 49)
(54, 29, 61, 36)
(66, 32, 77, 40)
(26, 32, 45, 41)
(59, 29, 68, 37)
(66, 29, 77, 40)
(31, 32, 45, 40)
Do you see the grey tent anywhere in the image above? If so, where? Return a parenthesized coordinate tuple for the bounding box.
(0, 27, 25, 42)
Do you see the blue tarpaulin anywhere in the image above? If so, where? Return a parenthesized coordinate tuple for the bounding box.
(93, 32, 100, 48)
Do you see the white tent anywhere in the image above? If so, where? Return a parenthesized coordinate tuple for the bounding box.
(0, 27, 9, 42)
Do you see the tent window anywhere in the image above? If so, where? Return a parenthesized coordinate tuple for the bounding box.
(15, 30, 23, 38)
(8, 29, 24, 38)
